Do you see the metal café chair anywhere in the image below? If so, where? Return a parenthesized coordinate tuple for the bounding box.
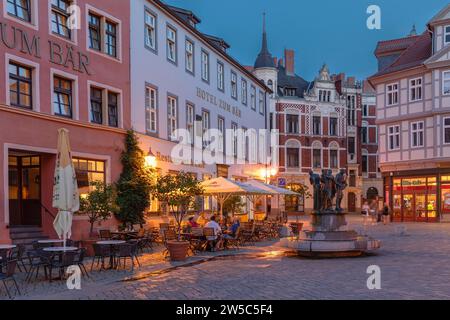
(0, 260, 21, 299)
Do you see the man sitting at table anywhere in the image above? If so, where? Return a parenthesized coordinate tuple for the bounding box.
(204, 215, 223, 251)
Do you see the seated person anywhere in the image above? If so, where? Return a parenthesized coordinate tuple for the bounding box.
(188, 217, 200, 228)
(204, 215, 223, 251)
(223, 218, 240, 239)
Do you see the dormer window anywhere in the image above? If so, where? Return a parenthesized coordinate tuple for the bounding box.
(284, 88, 296, 96)
(445, 26, 450, 45)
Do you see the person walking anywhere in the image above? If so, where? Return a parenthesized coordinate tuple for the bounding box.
(362, 201, 370, 226)
(382, 203, 390, 225)
(369, 200, 377, 225)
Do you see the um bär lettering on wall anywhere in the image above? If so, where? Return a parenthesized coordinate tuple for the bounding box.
(0, 21, 90, 75)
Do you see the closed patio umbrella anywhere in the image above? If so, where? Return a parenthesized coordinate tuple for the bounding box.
(52, 128, 79, 247)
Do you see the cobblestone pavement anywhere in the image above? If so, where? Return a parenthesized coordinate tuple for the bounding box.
(5, 216, 450, 300)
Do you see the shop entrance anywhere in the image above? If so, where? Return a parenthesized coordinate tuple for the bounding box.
(392, 177, 437, 222)
(8, 154, 42, 226)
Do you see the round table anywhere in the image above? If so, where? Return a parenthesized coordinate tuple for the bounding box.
(96, 241, 126, 269)
(0, 245, 16, 250)
(43, 247, 78, 252)
(38, 239, 65, 245)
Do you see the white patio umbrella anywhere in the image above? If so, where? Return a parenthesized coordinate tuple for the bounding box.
(201, 177, 271, 220)
(247, 180, 301, 220)
(52, 128, 79, 248)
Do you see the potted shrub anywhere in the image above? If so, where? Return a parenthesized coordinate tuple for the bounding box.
(78, 181, 118, 256)
(152, 172, 203, 261)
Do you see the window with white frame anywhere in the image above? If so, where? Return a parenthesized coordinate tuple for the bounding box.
(202, 110, 210, 149)
(241, 79, 247, 105)
(166, 26, 177, 63)
(410, 78, 422, 101)
(167, 96, 178, 140)
(144, 10, 157, 51)
(286, 114, 299, 134)
(362, 151, 368, 174)
(250, 85, 256, 110)
(51, 0, 72, 39)
(218, 117, 225, 153)
(259, 91, 264, 115)
(231, 122, 238, 157)
(89, 86, 120, 127)
(201, 50, 209, 82)
(443, 71, 450, 95)
(217, 61, 224, 91)
(347, 95, 356, 126)
(445, 26, 450, 45)
(7, 0, 31, 22)
(330, 148, 338, 169)
(88, 11, 120, 59)
(361, 122, 368, 144)
(362, 104, 368, 117)
(444, 118, 450, 144)
(388, 125, 400, 150)
(330, 117, 338, 136)
(186, 103, 194, 144)
(411, 121, 424, 147)
(185, 39, 194, 74)
(313, 148, 321, 168)
(313, 115, 321, 135)
(387, 83, 399, 105)
(231, 71, 237, 99)
(145, 86, 157, 134)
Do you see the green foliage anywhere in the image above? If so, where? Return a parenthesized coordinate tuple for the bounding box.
(223, 195, 246, 215)
(78, 181, 118, 235)
(152, 172, 204, 241)
(115, 130, 154, 228)
(289, 184, 312, 199)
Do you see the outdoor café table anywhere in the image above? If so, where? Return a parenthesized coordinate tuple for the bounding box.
(42, 247, 78, 281)
(96, 240, 126, 269)
(38, 239, 65, 245)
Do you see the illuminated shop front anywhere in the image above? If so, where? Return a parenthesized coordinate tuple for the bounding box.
(384, 170, 450, 222)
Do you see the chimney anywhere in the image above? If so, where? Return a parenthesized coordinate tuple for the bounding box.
(347, 76, 355, 86)
(273, 57, 278, 67)
(284, 49, 295, 75)
(278, 58, 284, 68)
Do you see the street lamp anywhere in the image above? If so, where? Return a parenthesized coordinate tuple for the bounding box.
(145, 147, 157, 168)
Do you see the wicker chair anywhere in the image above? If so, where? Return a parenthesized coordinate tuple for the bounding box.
(203, 227, 216, 252)
(48, 252, 77, 282)
(91, 244, 113, 271)
(7, 244, 27, 273)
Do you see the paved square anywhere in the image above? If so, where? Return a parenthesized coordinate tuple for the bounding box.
(5, 216, 450, 300)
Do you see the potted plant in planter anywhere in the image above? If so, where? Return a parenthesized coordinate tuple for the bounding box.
(152, 172, 203, 261)
(78, 181, 118, 256)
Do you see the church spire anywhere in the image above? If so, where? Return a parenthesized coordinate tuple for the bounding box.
(409, 24, 417, 36)
(254, 12, 275, 69)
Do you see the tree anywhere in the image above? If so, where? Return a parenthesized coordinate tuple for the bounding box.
(223, 196, 246, 217)
(78, 181, 118, 236)
(152, 172, 203, 241)
(115, 130, 154, 229)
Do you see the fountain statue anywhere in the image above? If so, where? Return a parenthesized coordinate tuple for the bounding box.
(282, 170, 381, 258)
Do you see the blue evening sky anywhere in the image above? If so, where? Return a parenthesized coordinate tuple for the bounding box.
(164, 0, 448, 81)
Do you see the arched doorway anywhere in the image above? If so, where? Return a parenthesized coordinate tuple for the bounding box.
(348, 192, 356, 212)
(367, 187, 379, 201)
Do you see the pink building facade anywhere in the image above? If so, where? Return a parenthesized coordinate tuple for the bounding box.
(0, 0, 130, 243)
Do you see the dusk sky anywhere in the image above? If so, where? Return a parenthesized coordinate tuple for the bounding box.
(165, 0, 449, 81)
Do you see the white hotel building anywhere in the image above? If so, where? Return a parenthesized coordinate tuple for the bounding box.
(130, 0, 271, 214)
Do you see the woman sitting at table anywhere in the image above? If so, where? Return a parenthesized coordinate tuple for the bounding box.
(188, 217, 199, 228)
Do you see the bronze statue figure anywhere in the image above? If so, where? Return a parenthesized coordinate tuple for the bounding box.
(309, 168, 347, 214)
(309, 170, 321, 212)
(335, 169, 348, 212)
